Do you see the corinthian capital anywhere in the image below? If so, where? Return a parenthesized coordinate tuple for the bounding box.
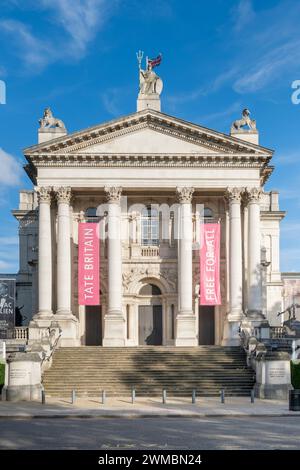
(245, 187, 262, 204)
(176, 187, 194, 203)
(104, 186, 122, 203)
(36, 186, 52, 204)
(55, 186, 72, 204)
(225, 187, 244, 203)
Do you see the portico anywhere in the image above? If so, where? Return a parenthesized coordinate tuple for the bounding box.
(13, 60, 284, 349)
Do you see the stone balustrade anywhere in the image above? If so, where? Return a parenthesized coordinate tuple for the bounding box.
(141, 246, 159, 257)
(13, 327, 29, 340)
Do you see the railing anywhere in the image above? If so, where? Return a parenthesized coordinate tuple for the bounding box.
(141, 246, 159, 257)
(270, 326, 285, 339)
(13, 327, 29, 341)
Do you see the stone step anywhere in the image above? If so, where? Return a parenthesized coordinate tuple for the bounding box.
(43, 346, 254, 397)
(44, 374, 253, 379)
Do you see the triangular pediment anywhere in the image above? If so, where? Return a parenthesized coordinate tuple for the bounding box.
(24, 109, 273, 157)
(77, 128, 216, 154)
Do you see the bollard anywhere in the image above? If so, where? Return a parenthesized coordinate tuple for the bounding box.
(102, 390, 106, 405)
(71, 389, 76, 404)
(220, 389, 225, 404)
(162, 389, 167, 404)
(41, 390, 46, 405)
(251, 389, 255, 404)
(192, 389, 196, 404)
(131, 388, 136, 404)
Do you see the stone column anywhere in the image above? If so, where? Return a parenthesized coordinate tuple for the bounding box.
(175, 187, 197, 346)
(36, 187, 53, 322)
(222, 187, 244, 345)
(56, 187, 72, 316)
(103, 186, 126, 346)
(54, 187, 79, 346)
(246, 187, 263, 319)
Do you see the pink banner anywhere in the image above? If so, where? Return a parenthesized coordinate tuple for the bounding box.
(78, 223, 100, 305)
(200, 223, 221, 306)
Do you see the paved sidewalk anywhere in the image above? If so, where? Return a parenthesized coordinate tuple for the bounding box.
(0, 396, 299, 418)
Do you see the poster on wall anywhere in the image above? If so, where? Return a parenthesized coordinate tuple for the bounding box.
(0, 279, 16, 339)
(78, 223, 100, 306)
(200, 223, 221, 306)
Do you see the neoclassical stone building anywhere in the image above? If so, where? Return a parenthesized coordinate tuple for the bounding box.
(12, 66, 285, 349)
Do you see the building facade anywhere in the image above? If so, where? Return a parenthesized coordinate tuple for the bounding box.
(12, 67, 286, 348)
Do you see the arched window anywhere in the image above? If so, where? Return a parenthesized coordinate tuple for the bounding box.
(204, 207, 213, 219)
(139, 284, 162, 295)
(85, 207, 99, 223)
(141, 206, 159, 246)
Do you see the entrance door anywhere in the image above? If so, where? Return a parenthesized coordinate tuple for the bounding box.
(86, 306, 102, 345)
(199, 306, 215, 345)
(138, 305, 162, 345)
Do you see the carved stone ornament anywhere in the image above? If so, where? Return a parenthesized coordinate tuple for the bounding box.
(104, 186, 122, 204)
(39, 107, 66, 130)
(19, 213, 38, 229)
(245, 187, 262, 204)
(128, 211, 138, 221)
(55, 186, 72, 204)
(122, 264, 177, 293)
(36, 186, 52, 204)
(225, 187, 244, 203)
(231, 108, 257, 132)
(176, 187, 194, 204)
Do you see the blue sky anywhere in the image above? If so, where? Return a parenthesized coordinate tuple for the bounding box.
(0, 0, 300, 273)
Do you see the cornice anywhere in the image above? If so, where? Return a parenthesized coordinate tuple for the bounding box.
(260, 211, 286, 221)
(27, 152, 271, 168)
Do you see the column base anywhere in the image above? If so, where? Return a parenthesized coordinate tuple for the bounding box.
(31, 311, 54, 328)
(103, 312, 126, 347)
(222, 312, 245, 346)
(54, 313, 80, 347)
(175, 313, 197, 347)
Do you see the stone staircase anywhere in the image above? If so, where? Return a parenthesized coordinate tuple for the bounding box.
(43, 346, 255, 397)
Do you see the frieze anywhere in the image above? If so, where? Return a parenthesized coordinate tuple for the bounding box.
(27, 153, 271, 171)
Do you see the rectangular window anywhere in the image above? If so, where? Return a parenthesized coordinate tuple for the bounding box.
(141, 207, 159, 246)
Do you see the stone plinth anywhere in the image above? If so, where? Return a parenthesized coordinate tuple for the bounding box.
(102, 314, 126, 347)
(175, 315, 197, 346)
(254, 351, 292, 400)
(137, 93, 161, 112)
(2, 352, 43, 402)
(38, 127, 67, 144)
(230, 129, 259, 145)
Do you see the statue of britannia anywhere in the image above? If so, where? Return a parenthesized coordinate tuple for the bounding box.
(136, 51, 163, 96)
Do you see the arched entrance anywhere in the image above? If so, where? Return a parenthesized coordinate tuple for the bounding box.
(138, 283, 162, 345)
